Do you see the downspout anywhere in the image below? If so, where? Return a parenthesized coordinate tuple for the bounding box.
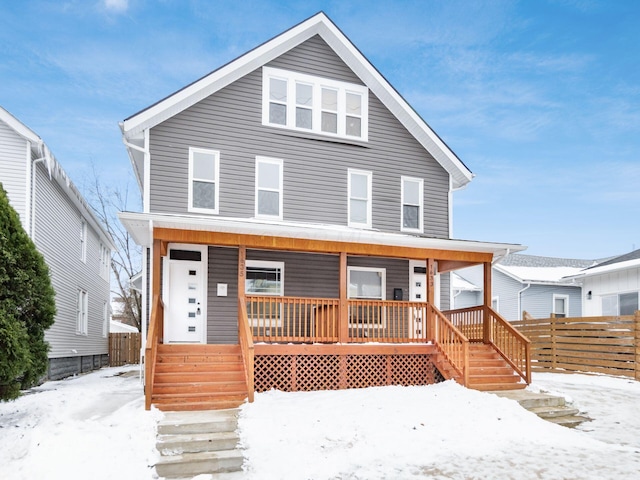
(517, 283, 531, 320)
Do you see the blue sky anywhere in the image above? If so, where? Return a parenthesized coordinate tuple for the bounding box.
(1, 0, 638, 259)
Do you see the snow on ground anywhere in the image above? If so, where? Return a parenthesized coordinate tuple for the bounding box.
(1, 368, 639, 480)
(0, 366, 160, 480)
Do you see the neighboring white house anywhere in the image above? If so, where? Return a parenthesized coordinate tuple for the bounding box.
(0, 106, 116, 380)
(565, 249, 640, 317)
(454, 254, 595, 320)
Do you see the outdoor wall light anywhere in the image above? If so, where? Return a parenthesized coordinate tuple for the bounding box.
(587, 291, 592, 300)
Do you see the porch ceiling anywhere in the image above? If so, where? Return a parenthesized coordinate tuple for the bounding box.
(118, 212, 525, 266)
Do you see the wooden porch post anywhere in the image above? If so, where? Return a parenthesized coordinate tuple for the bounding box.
(339, 252, 348, 343)
(483, 261, 492, 344)
(153, 238, 163, 342)
(238, 246, 246, 300)
(426, 258, 435, 340)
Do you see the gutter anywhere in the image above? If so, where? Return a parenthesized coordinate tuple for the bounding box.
(517, 282, 531, 320)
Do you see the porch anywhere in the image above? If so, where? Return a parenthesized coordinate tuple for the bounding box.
(119, 216, 530, 411)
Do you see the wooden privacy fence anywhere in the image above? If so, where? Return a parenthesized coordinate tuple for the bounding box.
(512, 311, 640, 380)
(109, 332, 141, 366)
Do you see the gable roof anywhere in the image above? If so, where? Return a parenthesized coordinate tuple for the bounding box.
(120, 12, 473, 189)
(565, 249, 640, 279)
(494, 253, 594, 285)
(0, 106, 116, 251)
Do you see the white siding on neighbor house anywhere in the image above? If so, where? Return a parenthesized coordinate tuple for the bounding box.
(582, 266, 640, 316)
(33, 163, 110, 358)
(0, 120, 29, 228)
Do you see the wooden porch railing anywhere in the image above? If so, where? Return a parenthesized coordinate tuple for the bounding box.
(347, 300, 429, 343)
(246, 295, 340, 343)
(442, 306, 484, 341)
(444, 306, 531, 384)
(238, 298, 255, 402)
(487, 307, 531, 384)
(245, 295, 431, 343)
(145, 294, 164, 410)
(430, 305, 469, 386)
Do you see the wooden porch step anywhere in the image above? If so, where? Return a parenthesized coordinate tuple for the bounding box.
(153, 381, 247, 395)
(158, 354, 244, 364)
(466, 343, 526, 392)
(155, 368, 244, 380)
(158, 344, 242, 354)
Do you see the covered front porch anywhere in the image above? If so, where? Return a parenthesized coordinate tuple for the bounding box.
(119, 213, 531, 411)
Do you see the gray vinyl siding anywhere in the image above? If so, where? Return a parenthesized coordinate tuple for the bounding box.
(33, 162, 110, 358)
(0, 120, 28, 228)
(207, 247, 239, 344)
(148, 35, 450, 237)
(492, 271, 521, 321)
(454, 290, 482, 309)
(440, 272, 451, 310)
(520, 284, 582, 319)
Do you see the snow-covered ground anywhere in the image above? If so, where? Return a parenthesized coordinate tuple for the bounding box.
(1, 367, 639, 479)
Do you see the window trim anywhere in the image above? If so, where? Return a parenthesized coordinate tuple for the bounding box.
(188, 147, 220, 214)
(348, 169, 372, 229)
(262, 66, 369, 141)
(246, 260, 285, 328)
(102, 301, 108, 338)
(255, 156, 283, 220)
(552, 294, 569, 318)
(99, 243, 110, 280)
(76, 288, 88, 336)
(347, 266, 386, 300)
(401, 176, 424, 233)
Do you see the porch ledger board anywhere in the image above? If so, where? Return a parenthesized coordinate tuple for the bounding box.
(152, 228, 493, 265)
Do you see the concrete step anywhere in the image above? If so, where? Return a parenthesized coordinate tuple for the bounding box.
(490, 390, 590, 428)
(155, 449, 243, 479)
(157, 431, 240, 455)
(158, 409, 239, 435)
(168, 472, 246, 480)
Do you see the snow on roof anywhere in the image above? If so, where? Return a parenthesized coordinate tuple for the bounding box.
(109, 320, 139, 333)
(452, 272, 481, 291)
(497, 265, 585, 284)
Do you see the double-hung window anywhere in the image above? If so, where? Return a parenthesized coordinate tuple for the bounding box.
(246, 260, 284, 328)
(80, 220, 87, 263)
(255, 157, 283, 219)
(263, 67, 369, 141)
(348, 169, 372, 228)
(188, 147, 220, 214)
(76, 288, 88, 335)
(401, 176, 424, 232)
(552, 294, 569, 318)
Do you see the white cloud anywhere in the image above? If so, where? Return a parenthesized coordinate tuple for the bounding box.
(103, 0, 128, 13)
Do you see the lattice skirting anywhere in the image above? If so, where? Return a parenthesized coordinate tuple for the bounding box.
(254, 354, 445, 392)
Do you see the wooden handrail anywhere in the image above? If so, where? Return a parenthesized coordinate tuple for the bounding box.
(238, 297, 255, 402)
(144, 294, 164, 410)
(431, 305, 470, 386)
(487, 307, 531, 384)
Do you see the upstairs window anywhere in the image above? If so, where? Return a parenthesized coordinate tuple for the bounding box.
(401, 177, 424, 232)
(76, 288, 88, 335)
(348, 169, 372, 228)
(99, 243, 110, 280)
(80, 220, 87, 263)
(263, 67, 368, 141)
(188, 147, 220, 214)
(255, 157, 283, 220)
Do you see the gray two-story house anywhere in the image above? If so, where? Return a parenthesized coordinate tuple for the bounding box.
(0, 106, 115, 379)
(118, 13, 530, 411)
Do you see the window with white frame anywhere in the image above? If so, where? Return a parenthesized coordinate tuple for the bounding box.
(76, 289, 88, 335)
(401, 176, 423, 232)
(255, 157, 283, 219)
(246, 260, 284, 328)
(492, 296, 499, 312)
(80, 220, 87, 263)
(553, 294, 568, 318)
(348, 267, 386, 300)
(602, 292, 639, 316)
(348, 169, 372, 228)
(263, 67, 369, 140)
(99, 243, 110, 280)
(188, 147, 220, 214)
(102, 301, 108, 338)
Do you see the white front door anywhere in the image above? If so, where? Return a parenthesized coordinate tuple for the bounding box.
(409, 261, 427, 338)
(164, 245, 207, 343)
